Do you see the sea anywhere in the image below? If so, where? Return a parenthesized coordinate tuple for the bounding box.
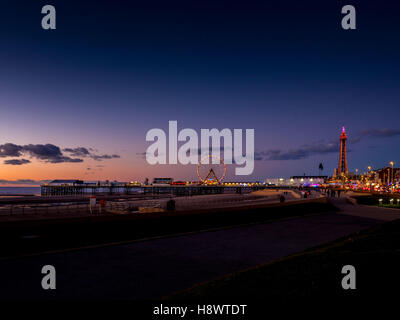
(0, 187, 41, 196)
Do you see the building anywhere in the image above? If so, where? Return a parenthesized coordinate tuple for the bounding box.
(47, 179, 83, 186)
(290, 175, 327, 186)
(375, 167, 400, 185)
(152, 177, 173, 185)
(337, 126, 348, 176)
(264, 176, 327, 187)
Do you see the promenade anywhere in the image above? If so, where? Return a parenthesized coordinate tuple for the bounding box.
(0, 199, 386, 300)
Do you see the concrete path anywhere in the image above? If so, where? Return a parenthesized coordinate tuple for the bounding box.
(0, 211, 380, 300)
(330, 196, 400, 221)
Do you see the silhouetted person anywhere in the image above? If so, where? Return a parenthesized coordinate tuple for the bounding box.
(166, 199, 175, 211)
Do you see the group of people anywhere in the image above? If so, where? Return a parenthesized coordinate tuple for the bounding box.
(326, 189, 341, 197)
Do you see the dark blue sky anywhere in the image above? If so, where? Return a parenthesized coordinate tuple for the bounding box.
(1, 0, 400, 182)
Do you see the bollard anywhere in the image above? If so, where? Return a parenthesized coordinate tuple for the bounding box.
(89, 196, 96, 214)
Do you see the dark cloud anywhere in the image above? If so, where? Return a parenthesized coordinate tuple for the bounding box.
(347, 128, 400, 146)
(23, 144, 83, 163)
(0, 143, 119, 164)
(63, 147, 91, 157)
(91, 154, 120, 161)
(0, 143, 23, 157)
(4, 159, 31, 165)
(359, 129, 400, 138)
(64, 146, 120, 161)
(256, 128, 400, 162)
(256, 141, 339, 161)
(0, 143, 83, 163)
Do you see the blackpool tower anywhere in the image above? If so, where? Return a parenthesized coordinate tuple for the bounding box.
(337, 126, 348, 176)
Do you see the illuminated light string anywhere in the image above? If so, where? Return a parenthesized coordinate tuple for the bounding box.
(197, 155, 227, 184)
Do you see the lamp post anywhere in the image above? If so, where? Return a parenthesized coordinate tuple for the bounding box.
(390, 161, 394, 190)
(355, 168, 358, 188)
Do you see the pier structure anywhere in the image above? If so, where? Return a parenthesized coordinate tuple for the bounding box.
(41, 183, 139, 197)
(40, 183, 268, 197)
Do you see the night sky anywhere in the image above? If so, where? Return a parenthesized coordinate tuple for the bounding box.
(1, 0, 400, 184)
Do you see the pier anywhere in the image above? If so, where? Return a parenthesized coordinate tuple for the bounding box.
(40, 183, 268, 197)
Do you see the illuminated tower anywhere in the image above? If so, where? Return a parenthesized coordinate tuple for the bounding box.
(338, 126, 348, 176)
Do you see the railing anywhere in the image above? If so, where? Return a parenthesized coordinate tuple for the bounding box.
(0, 189, 322, 216)
(0, 203, 92, 216)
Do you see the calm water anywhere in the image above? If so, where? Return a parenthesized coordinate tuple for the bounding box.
(0, 187, 41, 196)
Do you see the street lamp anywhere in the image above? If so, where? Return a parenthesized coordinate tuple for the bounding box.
(390, 161, 394, 188)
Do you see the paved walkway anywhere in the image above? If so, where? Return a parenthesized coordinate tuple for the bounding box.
(0, 210, 380, 300)
(330, 196, 400, 221)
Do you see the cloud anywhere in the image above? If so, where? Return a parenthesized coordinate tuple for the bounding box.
(347, 128, 400, 146)
(4, 159, 31, 165)
(0, 143, 23, 157)
(256, 141, 339, 161)
(23, 144, 83, 163)
(255, 127, 400, 162)
(63, 147, 91, 157)
(91, 154, 120, 161)
(63, 147, 120, 161)
(136, 151, 159, 160)
(0, 143, 120, 165)
(0, 143, 83, 164)
(359, 129, 400, 138)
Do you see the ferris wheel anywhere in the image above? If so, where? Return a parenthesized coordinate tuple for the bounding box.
(196, 155, 227, 184)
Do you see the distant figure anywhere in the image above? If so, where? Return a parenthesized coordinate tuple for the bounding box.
(338, 190, 341, 197)
(280, 195, 285, 203)
(166, 199, 175, 211)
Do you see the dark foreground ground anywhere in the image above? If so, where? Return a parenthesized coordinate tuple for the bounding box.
(168, 214, 400, 300)
(0, 198, 331, 258)
(0, 207, 380, 300)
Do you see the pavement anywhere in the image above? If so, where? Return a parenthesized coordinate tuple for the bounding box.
(330, 195, 400, 221)
(0, 202, 385, 300)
